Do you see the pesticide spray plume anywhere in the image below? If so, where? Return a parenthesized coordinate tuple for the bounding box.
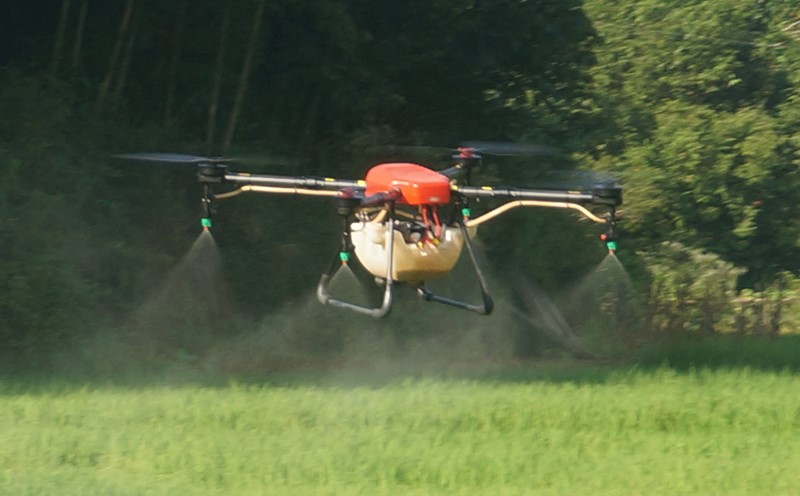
(514, 279, 597, 359)
(327, 262, 374, 309)
(205, 243, 521, 379)
(92, 228, 238, 371)
(556, 251, 643, 356)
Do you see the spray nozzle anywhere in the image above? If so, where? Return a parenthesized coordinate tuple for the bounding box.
(601, 208, 618, 253)
(339, 251, 350, 265)
(201, 185, 215, 231)
(600, 232, 617, 253)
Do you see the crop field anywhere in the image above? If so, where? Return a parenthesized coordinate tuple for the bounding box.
(2, 362, 800, 495)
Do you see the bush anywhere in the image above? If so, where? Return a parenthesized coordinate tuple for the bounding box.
(640, 242, 744, 336)
(733, 272, 800, 336)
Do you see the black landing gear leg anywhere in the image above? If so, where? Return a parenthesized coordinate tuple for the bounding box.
(416, 219, 494, 315)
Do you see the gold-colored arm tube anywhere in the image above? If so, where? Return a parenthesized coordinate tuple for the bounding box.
(465, 200, 606, 227)
(213, 185, 343, 200)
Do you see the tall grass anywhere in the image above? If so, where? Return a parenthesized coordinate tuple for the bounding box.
(2, 365, 800, 495)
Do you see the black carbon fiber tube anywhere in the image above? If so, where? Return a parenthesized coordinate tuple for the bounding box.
(224, 172, 363, 191)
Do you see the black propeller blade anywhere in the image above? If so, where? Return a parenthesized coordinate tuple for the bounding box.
(534, 170, 620, 190)
(459, 141, 562, 157)
(114, 152, 300, 170)
(114, 153, 232, 165)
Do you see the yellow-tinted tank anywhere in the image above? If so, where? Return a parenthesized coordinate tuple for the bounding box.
(350, 222, 470, 282)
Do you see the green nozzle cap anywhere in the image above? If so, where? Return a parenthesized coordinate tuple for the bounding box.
(201, 218, 212, 228)
(461, 208, 471, 218)
(339, 252, 350, 263)
(606, 241, 617, 252)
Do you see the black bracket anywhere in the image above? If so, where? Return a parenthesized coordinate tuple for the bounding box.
(416, 219, 494, 315)
(601, 207, 618, 252)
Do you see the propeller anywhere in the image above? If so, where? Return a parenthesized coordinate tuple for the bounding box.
(458, 141, 562, 157)
(114, 153, 236, 186)
(114, 153, 235, 165)
(115, 151, 301, 170)
(534, 170, 620, 190)
(370, 141, 561, 161)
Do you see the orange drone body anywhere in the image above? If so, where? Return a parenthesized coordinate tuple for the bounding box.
(364, 163, 451, 205)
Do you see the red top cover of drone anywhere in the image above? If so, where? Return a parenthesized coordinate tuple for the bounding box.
(364, 163, 451, 205)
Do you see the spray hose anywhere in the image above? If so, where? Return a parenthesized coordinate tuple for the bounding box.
(464, 200, 607, 227)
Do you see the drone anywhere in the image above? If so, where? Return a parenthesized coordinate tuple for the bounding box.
(117, 145, 621, 318)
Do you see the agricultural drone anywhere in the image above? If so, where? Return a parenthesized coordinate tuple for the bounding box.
(117, 145, 621, 318)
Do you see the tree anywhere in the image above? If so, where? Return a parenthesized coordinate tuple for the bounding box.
(222, 0, 266, 152)
(163, 0, 188, 127)
(205, 1, 230, 147)
(51, 0, 71, 75)
(581, 0, 800, 282)
(96, 0, 137, 114)
(70, 0, 88, 70)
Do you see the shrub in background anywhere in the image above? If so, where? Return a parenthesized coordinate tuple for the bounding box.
(640, 242, 745, 336)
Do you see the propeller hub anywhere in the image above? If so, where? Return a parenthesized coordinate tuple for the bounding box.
(456, 147, 479, 159)
(591, 181, 622, 206)
(197, 163, 227, 183)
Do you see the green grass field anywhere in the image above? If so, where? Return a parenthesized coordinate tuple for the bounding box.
(2, 359, 800, 495)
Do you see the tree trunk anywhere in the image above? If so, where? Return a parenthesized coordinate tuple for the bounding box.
(112, 0, 143, 102)
(205, 2, 231, 149)
(296, 41, 333, 159)
(164, 0, 189, 127)
(71, 0, 89, 70)
(51, 0, 72, 75)
(96, 0, 136, 114)
(223, 0, 266, 153)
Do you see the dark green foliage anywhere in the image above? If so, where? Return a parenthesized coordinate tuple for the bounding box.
(636, 335, 800, 372)
(581, 0, 800, 281)
(640, 242, 744, 336)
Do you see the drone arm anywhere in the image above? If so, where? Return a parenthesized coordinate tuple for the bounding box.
(214, 176, 406, 209)
(360, 188, 402, 207)
(453, 185, 595, 203)
(224, 172, 364, 191)
(454, 183, 622, 251)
